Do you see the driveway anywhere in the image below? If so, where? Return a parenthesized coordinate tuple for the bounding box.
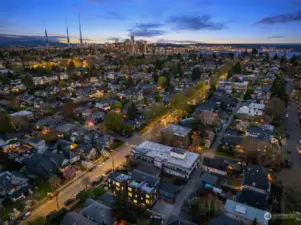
(152, 170, 201, 222)
(211, 102, 242, 152)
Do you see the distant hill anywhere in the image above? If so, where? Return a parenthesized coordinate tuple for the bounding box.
(0, 40, 70, 47)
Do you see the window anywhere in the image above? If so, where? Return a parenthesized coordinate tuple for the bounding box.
(146, 194, 150, 199)
(128, 187, 132, 191)
(146, 199, 150, 204)
(128, 192, 132, 197)
(133, 199, 137, 204)
(116, 187, 120, 191)
(116, 182, 120, 187)
(113, 181, 115, 184)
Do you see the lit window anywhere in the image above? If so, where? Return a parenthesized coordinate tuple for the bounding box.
(146, 194, 150, 199)
(128, 192, 132, 197)
(133, 199, 137, 204)
(113, 181, 115, 184)
(121, 186, 123, 190)
(116, 187, 120, 191)
(128, 187, 132, 191)
(116, 182, 120, 187)
(146, 199, 150, 204)
(141, 197, 143, 200)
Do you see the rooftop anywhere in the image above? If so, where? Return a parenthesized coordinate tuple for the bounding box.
(132, 141, 199, 169)
(165, 124, 192, 137)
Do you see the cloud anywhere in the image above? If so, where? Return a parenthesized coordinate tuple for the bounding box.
(257, 10, 301, 25)
(167, 15, 226, 30)
(268, 35, 285, 39)
(0, 34, 66, 43)
(106, 36, 119, 42)
(99, 11, 125, 20)
(156, 38, 202, 44)
(129, 23, 166, 37)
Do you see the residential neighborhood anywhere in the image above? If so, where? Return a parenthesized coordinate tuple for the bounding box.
(0, 40, 300, 225)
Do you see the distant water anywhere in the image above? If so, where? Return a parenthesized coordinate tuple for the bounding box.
(199, 50, 301, 58)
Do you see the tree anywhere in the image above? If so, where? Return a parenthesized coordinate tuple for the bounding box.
(123, 123, 133, 137)
(194, 111, 219, 127)
(177, 62, 183, 77)
(127, 102, 139, 120)
(252, 218, 258, 225)
(113, 192, 136, 223)
(82, 176, 91, 190)
(158, 76, 167, 88)
(48, 175, 61, 191)
(0, 75, 10, 85)
(61, 102, 76, 119)
(154, 93, 162, 102)
(90, 187, 106, 198)
(160, 128, 174, 146)
(244, 88, 253, 100)
(284, 184, 301, 212)
(233, 62, 242, 74)
(252, 48, 258, 55)
(112, 101, 122, 110)
(170, 92, 188, 111)
(144, 109, 153, 122)
(0, 112, 14, 133)
(265, 97, 286, 119)
(273, 54, 278, 60)
(104, 111, 123, 132)
(77, 190, 93, 203)
(152, 68, 159, 82)
(191, 67, 201, 81)
(22, 75, 35, 89)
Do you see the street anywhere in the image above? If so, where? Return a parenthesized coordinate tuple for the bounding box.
(211, 102, 242, 152)
(24, 134, 144, 223)
(284, 78, 301, 168)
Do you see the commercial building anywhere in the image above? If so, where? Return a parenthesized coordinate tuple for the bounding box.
(132, 141, 200, 179)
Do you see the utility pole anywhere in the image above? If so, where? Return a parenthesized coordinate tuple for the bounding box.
(112, 156, 115, 170)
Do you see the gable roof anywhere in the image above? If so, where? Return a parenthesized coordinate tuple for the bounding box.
(236, 188, 269, 210)
(61, 212, 96, 225)
(208, 215, 244, 225)
(131, 169, 160, 187)
(224, 199, 269, 225)
(97, 193, 116, 207)
(203, 157, 228, 171)
(243, 164, 269, 191)
(81, 199, 113, 225)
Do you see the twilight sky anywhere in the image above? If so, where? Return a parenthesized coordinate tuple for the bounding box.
(0, 0, 301, 44)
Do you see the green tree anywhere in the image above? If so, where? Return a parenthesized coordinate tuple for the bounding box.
(77, 190, 93, 203)
(170, 93, 188, 111)
(0, 112, 14, 133)
(252, 48, 258, 55)
(0, 75, 10, 85)
(104, 111, 123, 132)
(22, 75, 35, 89)
(233, 62, 242, 74)
(90, 187, 106, 198)
(158, 76, 167, 88)
(144, 109, 153, 122)
(152, 68, 159, 82)
(154, 93, 162, 102)
(177, 62, 183, 77)
(252, 218, 258, 225)
(113, 192, 136, 223)
(112, 101, 122, 110)
(191, 67, 201, 81)
(244, 88, 253, 100)
(123, 123, 133, 137)
(127, 102, 139, 120)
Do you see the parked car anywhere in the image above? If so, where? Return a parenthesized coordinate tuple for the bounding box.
(46, 210, 58, 220)
(104, 168, 113, 175)
(64, 198, 75, 206)
(22, 212, 31, 220)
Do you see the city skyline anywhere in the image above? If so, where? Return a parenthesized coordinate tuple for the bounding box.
(0, 0, 301, 44)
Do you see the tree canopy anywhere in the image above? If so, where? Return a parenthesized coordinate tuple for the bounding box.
(104, 111, 123, 132)
(0, 112, 14, 133)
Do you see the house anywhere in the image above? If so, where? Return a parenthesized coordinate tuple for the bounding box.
(236, 188, 269, 210)
(221, 136, 243, 149)
(200, 172, 223, 194)
(108, 172, 130, 195)
(10, 110, 34, 120)
(242, 164, 271, 194)
(0, 171, 32, 201)
(237, 103, 265, 116)
(208, 215, 245, 225)
(195, 100, 216, 112)
(224, 199, 269, 225)
(70, 128, 89, 143)
(167, 215, 197, 225)
(61, 212, 96, 225)
(132, 141, 200, 179)
(160, 124, 192, 148)
(97, 193, 115, 207)
(128, 169, 159, 208)
(91, 111, 105, 123)
(81, 199, 113, 225)
(27, 138, 46, 153)
(204, 130, 215, 148)
(134, 162, 161, 177)
(246, 125, 274, 141)
(202, 157, 228, 176)
(23, 152, 68, 179)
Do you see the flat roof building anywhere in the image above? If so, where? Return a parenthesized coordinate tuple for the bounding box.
(132, 141, 200, 179)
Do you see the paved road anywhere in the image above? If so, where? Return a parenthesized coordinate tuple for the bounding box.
(24, 134, 144, 223)
(211, 102, 242, 152)
(152, 170, 201, 222)
(284, 78, 301, 168)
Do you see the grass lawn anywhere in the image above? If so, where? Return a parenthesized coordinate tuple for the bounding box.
(32, 178, 52, 201)
(0, 200, 25, 221)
